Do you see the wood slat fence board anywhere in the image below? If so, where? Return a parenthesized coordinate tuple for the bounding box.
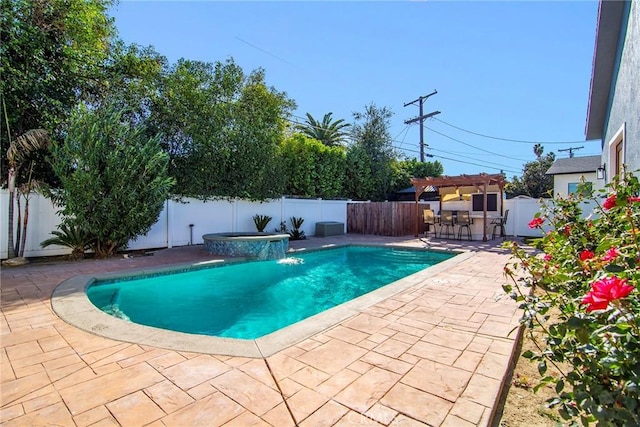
(347, 202, 430, 236)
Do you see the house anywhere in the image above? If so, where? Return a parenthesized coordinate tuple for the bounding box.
(585, 0, 639, 181)
(546, 155, 604, 198)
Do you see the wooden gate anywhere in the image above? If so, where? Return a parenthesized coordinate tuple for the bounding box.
(347, 202, 430, 236)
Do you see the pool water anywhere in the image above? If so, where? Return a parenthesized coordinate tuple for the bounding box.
(87, 246, 454, 339)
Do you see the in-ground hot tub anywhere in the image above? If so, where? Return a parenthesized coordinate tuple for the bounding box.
(202, 232, 290, 260)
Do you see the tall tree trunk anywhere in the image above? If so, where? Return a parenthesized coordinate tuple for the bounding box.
(18, 193, 30, 258)
(7, 190, 16, 259)
(14, 194, 22, 257)
(7, 165, 16, 258)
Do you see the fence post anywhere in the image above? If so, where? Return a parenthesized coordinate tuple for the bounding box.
(166, 199, 173, 248)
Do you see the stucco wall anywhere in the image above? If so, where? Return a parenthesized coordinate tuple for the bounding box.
(603, 0, 640, 177)
(552, 172, 604, 198)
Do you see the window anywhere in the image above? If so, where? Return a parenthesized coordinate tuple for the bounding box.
(472, 193, 498, 211)
(568, 182, 592, 196)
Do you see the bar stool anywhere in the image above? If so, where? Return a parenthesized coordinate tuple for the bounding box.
(439, 210, 456, 239)
(491, 209, 509, 240)
(423, 209, 438, 238)
(457, 210, 472, 241)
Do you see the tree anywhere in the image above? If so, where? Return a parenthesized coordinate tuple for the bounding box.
(47, 105, 174, 257)
(348, 104, 396, 200)
(280, 133, 346, 198)
(4, 118, 48, 260)
(295, 112, 351, 147)
(0, 0, 116, 182)
(390, 158, 444, 193)
(506, 145, 555, 198)
(148, 59, 295, 200)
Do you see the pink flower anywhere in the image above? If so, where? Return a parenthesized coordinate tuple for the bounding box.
(628, 196, 640, 203)
(581, 276, 635, 312)
(543, 253, 552, 261)
(603, 194, 617, 210)
(580, 250, 595, 261)
(603, 247, 620, 262)
(528, 217, 544, 229)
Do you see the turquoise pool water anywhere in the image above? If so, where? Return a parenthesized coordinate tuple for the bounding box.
(87, 246, 454, 339)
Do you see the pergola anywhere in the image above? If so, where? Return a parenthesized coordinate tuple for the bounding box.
(411, 173, 507, 241)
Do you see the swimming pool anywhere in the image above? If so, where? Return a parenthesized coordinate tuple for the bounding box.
(87, 246, 454, 340)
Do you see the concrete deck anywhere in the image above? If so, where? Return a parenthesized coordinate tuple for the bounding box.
(1, 235, 522, 426)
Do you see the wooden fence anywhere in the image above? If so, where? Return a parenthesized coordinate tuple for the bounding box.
(347, 202, 430, 236)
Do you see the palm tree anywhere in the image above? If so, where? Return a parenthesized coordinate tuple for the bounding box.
(5, 98, 49, 259)
(296, 112, 351, 147)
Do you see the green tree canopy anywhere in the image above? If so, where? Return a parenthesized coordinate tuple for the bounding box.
(295, 112, 351, 147)
(47, 105, 174, 257)
(506, 144, 555, 198)
(147, 59, 295, 200)
(348, 104, 396, 200)
(390, 158, 444, 193)
(0, 0, 117, 181)
(280, 133, 346, 198)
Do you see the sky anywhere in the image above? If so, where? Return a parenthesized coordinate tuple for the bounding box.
(110, 0, 602, 178)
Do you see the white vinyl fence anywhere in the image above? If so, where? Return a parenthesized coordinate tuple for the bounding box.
(0, 190, 349, 259)
(0, 189, 603, 260)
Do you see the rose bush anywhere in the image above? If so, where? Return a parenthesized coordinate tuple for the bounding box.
(504, 172, 639, 425)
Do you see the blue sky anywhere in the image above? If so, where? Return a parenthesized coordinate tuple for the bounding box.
(110, 1, 601, 177)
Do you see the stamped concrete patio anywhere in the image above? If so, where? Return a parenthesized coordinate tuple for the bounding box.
(1, 235, 522, 426)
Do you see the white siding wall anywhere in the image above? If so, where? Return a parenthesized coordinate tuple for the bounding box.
(552, 172, 605, 198)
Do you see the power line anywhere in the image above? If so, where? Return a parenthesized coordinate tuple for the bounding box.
(428, 153, 520, 174)
(424, 126, 526, 161)
(427, 147, 522, 172)
(434, 117, 588, 145)
(289, 115, 522, 174)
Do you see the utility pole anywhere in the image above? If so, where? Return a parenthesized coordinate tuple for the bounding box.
(558, 146, 584, 158)
(404, 90, 440, 162)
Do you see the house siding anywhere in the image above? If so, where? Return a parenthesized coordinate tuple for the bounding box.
(553, 172, 603, 198)
(602, 0, 640, 178)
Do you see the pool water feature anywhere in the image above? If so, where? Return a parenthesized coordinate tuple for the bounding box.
(87, 246, 454, 340)
(202, 232, 289, 260)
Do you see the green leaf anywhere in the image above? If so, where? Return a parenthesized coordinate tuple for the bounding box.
(556, 380, 565, 393)
(521, 350, 535, 359)
(538, 360, 547, 376)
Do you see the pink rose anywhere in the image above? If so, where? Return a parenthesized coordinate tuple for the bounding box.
(580, 250, 595, 261)
(528, 217, 544, 228)
(602, 247, 620, 262)
(603, 194, 617, 210)
(581, 276, 635, 312)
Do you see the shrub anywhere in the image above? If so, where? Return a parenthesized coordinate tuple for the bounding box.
(253, 214, 272, 232)
(504, 173, 639, 425)
(40, 222, 94, 260)
(289, 216, 306, 240)
(47, 105, 174, 257)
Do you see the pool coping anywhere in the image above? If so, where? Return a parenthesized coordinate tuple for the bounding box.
(51, 245, 475, 358)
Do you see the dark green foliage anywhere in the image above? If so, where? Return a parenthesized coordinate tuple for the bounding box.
(40, 222, 95, 260)
(390, 158, 444, 193)
(347, 104, 396, 201)
(253, 214, 272, 232)
(280, 133, 346, 198)
(147, 59, 294, 201)
(506, 144, 555, 198)
(47, 105, 174, 257)
(0, 0, 117, 184)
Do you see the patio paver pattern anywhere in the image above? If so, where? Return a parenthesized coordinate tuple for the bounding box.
(1, 235, 521, 426)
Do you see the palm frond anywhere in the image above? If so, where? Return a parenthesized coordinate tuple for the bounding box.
(7, 129, 50, 165)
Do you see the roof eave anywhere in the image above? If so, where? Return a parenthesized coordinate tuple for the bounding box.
(585, 0, 626, 140)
